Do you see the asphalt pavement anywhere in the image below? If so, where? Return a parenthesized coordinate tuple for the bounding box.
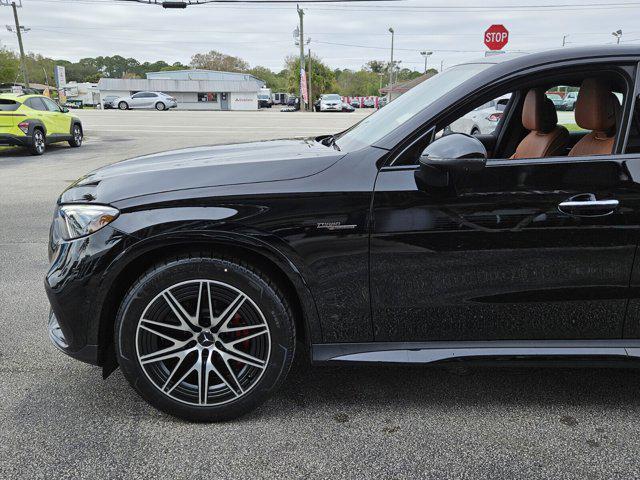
(1, 109, 640, 480)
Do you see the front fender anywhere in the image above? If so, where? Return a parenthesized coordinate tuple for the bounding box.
(100, 220, 323, 345)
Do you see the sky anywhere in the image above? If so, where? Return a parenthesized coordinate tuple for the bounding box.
(0, 0, 638, 73)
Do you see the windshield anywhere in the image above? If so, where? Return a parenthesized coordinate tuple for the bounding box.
(335, 63, 492, 151)
(324, 94, 341, 101)
(258, 95, 269, 99)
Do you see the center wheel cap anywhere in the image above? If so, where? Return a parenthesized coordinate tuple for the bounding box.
(197, 330, 215, 347)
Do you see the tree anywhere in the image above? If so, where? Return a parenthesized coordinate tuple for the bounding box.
(247, 66, 288, 92)
(190, 50, 249, 72)
(365, 60, 386, 74)
(285, 54, 335, 103)
(0, 48, 19, 84)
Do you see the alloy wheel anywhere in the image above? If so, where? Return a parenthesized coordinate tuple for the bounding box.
(135, 279, 271, 406)
(73, 126, 82, 145)
(33, 130, 45, 154)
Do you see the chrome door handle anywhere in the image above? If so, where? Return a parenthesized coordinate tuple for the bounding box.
(558, 196, 619, 217)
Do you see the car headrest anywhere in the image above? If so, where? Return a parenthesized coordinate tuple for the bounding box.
(575, 78, 618, 132)
(522, 88, 558, 134)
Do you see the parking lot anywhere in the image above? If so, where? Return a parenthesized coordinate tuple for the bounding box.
(2, 109, 640, 479)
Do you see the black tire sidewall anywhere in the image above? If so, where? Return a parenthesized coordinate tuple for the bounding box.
(119, 101, 128, 110)
(69, 125, 82, 147)
(155, 102, 165, 111)
(115, 257, 295, 421)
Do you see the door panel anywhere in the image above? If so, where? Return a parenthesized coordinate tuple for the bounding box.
(371, 156, 640, 342)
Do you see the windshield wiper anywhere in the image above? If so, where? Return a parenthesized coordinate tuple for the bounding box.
(320, 134, 341, 151)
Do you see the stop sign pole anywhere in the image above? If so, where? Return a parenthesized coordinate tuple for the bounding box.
(484, 24, 509, 51)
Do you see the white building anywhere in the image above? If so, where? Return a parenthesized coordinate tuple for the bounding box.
(97, 69, 266, 111)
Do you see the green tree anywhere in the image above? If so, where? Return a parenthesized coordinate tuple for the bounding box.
(190, 50, 249, 72)
(248, 65, 288, 92)
(0, 48, 19, 83)
(285, 54, 336, 103)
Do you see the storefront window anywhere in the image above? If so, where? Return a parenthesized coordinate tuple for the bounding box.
(198, 92, 218, 102)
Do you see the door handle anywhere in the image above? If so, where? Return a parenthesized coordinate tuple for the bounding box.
(558, 194, 619, 217)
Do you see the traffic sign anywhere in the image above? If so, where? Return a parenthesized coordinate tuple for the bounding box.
(484, 25, 509, 51)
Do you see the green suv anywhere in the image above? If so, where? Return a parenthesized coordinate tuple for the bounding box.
(0, 94, 83, 155)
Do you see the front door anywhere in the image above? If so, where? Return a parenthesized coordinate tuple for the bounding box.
(41, 97, 71, 134)
(220, 93, 229, 111)
(370, 154, 640, 342)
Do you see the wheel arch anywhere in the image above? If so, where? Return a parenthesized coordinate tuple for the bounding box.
(97, 235, 321, 377)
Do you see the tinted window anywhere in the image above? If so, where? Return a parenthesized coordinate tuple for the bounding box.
(25, 97, 47, 111)
(42, 97, 61, 112)
(131, 92, 144, 98)
(0, 99, 20, 111)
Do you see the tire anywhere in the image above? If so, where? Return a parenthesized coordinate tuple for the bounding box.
(470, 127, 480, 136)
(68, 124, 83, 148)
(29, 128, 45, 155)
(115, 254, 296, 422)
(118, 101, 129, 110)
(155, 102, 166, 111)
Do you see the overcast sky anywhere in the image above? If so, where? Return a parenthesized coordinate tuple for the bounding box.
(1, 0, 638, 72)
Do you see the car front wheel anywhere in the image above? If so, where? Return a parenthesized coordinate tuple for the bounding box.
(155, 102, 166, 111)
(68, 124, 83, 147)
(118, 101, 129, 110)
(115, 254, 296, 421)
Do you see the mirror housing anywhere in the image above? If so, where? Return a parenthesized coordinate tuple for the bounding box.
(416, 133, 487, 188)
(61, 107, 69, 113)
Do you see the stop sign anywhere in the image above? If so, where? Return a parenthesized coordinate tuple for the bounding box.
(484, 24, 509, 51)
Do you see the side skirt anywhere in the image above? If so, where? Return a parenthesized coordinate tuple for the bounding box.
(312, 340, 640, 365)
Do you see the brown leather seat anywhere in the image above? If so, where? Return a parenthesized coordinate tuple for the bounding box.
(511, 88, 569, 159)
(568, 79, 619, 156)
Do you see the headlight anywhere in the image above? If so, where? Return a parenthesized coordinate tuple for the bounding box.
(56, 204, 120, 240)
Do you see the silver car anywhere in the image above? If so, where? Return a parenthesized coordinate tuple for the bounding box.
(115, 91, 177, 111)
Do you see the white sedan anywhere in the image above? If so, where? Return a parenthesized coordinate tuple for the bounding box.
(448, 95, 510, 135)
(319, 94, 343, 112)
(115, 91, 178, 111)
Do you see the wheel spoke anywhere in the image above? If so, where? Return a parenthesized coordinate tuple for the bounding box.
(215, 352, 244, 395)
(140, 341, 193, 364)
(163, 290, 200, 332)
(224, 327, 268, 347)
(199, 350, 212, 404)
(222, 349, 266, 370)
(161, 350, 192, 391)
(140, 319, 188, 342)
(211, 293, 246, 332)
(166, 357, 200, 395)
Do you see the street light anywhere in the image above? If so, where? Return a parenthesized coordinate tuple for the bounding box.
(612, 29, 623, 44)
(388, 27, 394, 101)
(420, 50, 433, 74)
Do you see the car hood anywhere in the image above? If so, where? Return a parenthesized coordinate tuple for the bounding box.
(60, 139, 344, 204)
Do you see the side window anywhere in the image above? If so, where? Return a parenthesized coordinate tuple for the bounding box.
(147, 93, 158, 98)
(42, 97, 61, 112)
(131, 92, 144, 99)
(25, 97, 47, 111)
(440, 93, 511, 137)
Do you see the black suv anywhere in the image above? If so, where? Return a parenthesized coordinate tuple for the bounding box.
(46, 47, 640, 421)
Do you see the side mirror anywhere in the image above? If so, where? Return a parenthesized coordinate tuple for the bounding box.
(416, 133, 487, 188)
(61, 107, 69, 113)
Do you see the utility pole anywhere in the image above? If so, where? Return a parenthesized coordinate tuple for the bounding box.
(612, 29, 622, 44)
(5, 1, 29, 88)
(297, 5, 306, 111)
(307, 47, 312, 111)
(562, 35, 567, 47)
(388, 27, 394, 102)
(440, 60, 444, 72)
(420, 50, 433, 74)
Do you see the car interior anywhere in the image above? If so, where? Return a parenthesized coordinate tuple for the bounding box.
(435, 69, 630, 162)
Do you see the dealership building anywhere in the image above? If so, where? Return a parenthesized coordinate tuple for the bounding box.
(97, 69, 266, 110)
